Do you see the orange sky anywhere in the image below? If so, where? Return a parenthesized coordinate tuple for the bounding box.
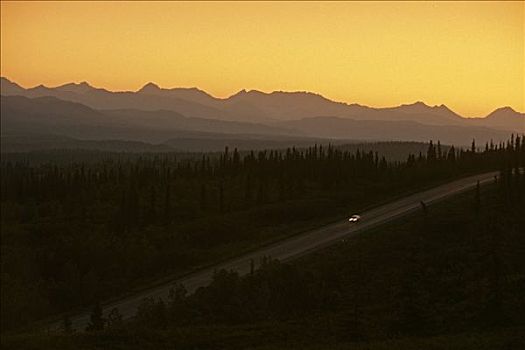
(1, 1, 523, 117)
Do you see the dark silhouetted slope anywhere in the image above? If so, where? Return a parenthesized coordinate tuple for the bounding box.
(0, 95, 296, 142)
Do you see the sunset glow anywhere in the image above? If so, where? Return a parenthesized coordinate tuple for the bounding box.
(1, 1, 523, 116)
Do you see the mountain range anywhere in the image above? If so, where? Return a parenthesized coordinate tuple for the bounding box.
(1, 77, 523, 151)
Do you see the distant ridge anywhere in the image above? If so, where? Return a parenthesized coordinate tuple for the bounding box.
(1, 77, 523, 132)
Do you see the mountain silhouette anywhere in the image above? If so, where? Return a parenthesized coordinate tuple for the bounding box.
(222, 89, 360, 121)
(1, 94, 516, 148)
(136, 82, 223, 111)
(1, 77, 523, 139)
(479, 106, 525, 131)
(55, 81, 97, 94)
(138, 82, 162, 93)
(1, 77, 241, 122)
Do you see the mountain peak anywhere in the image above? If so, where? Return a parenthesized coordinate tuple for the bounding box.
(62, 81, 91, 87)
(229, 89, 266, 99)
(436, 103, 455, 113)
(402, 101, 455, 112)
(242, 89, 264, 95)
(398, 101, 430, 109)
(482, 106, 524, 131)
(486, 106, 523, 119)
(60, 81, 92, 88)
(139, 82, 161, 93)
(494, 106, 516, 113)
(51, 81, 96, 94)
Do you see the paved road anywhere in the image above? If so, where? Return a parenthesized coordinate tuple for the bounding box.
(54, 171, 499, 331)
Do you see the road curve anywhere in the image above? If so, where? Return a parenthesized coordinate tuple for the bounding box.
(54, 171, 499, 331)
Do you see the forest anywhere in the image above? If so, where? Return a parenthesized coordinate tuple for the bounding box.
(1, 137, 524, 332)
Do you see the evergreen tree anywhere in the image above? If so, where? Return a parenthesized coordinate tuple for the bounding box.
(200, 184, 207, 211)
(427, 140, 436, 162)
(474, 180, 481, 214)
(244, 173, 252, 203)
(147, 185, 156, 224)
(219, 181, 224, 213)
(163, 182, 171, 224)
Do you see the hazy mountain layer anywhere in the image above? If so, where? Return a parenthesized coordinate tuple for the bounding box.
(278, 116, 514, 146)
(2, 77, 523, 131)
(1, 94, 518, 147)
(1, 95, 295, 143)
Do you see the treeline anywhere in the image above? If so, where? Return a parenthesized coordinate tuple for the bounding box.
(1, 137, 524, 331)
(3, 138, 522, 223)
(0, 140, 453, 164)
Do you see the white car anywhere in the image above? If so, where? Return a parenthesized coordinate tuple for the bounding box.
(348, 214, 361, 223)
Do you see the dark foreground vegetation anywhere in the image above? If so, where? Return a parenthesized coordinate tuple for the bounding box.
(1, 137, 523, 334)
(3, 144, 524, 349)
